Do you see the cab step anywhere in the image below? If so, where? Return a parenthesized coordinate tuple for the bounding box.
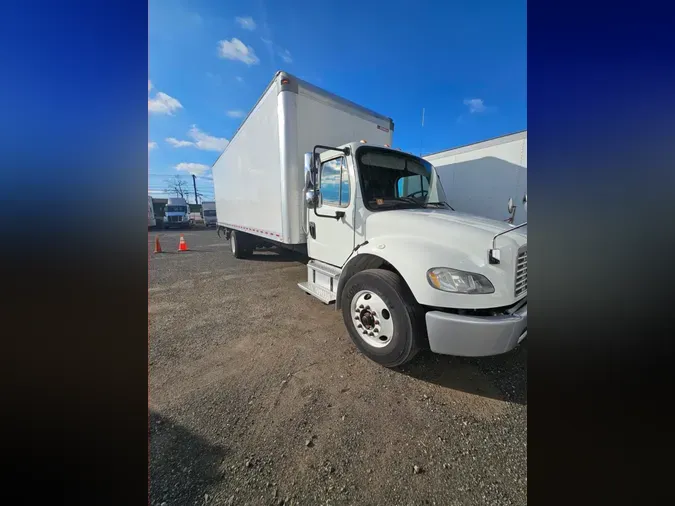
(298, 281, 335, 304)
(308, 259, 342, 279)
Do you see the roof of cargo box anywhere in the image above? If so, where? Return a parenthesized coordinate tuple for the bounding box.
(423, 130, 527, 159)
(212, 71, 394, 166)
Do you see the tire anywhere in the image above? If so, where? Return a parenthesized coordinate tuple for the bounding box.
(340, 269, 422, 368)
(229, 231, 251, 259)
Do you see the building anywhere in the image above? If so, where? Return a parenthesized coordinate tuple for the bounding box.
(424, 130, 527, 225)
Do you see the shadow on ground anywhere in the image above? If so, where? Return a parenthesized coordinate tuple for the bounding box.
(395, 341, 528, 405)
(150, 411, 229, 506)
(245, 247, 309, 264)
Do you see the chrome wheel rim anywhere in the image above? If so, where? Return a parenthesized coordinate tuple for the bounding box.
(350, 290, 394, 348)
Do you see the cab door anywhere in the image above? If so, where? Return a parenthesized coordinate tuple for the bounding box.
(307, 153, 355, 268)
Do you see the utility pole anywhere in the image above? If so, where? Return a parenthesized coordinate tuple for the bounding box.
(192, 174, 199, 205)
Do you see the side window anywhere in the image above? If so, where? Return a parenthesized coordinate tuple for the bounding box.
(320, 157, 350, 207)
(397, 174, 428, 197)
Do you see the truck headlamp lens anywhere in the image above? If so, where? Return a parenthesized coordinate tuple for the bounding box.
(427, 268, 494, 294)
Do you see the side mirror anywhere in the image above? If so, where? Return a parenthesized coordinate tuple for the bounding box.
(522, 194, 527, 211)
(507, 197, 515, 214)
(305, 189, 320, 209)
(304, 152, 313, 188)
(303, 152, 321, 188)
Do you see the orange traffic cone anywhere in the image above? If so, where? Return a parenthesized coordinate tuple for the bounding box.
(178, 234, 189, 252)
(154, 236, 162, 253)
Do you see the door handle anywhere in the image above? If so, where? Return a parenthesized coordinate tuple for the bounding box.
(309, 221, 316, 239)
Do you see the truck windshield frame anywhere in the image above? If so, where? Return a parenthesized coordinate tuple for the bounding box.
(166, 205, 187, 213)
(354, 146, 449, 213)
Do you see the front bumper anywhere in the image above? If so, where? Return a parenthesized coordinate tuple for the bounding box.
(425, 301, 527, 357)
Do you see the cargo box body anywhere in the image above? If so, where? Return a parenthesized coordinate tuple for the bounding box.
(212, 71, 394, 245)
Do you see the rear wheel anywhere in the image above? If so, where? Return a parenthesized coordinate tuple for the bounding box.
(341, 269, 422, 367)
(229, 231, 251, 259)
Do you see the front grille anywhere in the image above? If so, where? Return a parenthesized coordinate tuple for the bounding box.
(515, 248, 527, 297)
(169, 216, 181, 223)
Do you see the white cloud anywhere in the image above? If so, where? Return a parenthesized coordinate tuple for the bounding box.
(217, 38, 259, 65)
(226, 110, 245, 118)
(261, 37, 272, 45)
(236, 16, 256, 30)
(166, 137, 194, 148)
(463, 98, 486, 114)
(148, 80, 152, 92)
(149, 91, 183, 115)
(148, 141, 158, 150)
(279, 49, 292, 63)
(175, 162, 210, 176)
(165, 125, 229, 152)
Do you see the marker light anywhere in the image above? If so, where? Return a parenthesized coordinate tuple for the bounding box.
(360, 139, 367, 143)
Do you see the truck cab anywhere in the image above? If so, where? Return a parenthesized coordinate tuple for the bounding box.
(201, 201, 217, 227)
(300, 141, 527, 367)
(163, 197, 191, 229)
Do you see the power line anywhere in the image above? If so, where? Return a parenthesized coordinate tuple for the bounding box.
(148, 173, 213, 179)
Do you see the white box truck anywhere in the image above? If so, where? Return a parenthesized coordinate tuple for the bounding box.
(201, 201, 217, 227)
(213, 71, 527, 368)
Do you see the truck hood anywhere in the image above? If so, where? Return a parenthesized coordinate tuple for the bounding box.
(364, 208, 526, 248)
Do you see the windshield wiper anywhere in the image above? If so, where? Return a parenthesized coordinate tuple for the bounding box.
(394, 196, 423, 205)
(369, 197, 423, 207)
(425, 201, 455, 210)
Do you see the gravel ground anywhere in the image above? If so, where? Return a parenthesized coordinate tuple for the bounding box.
(149, 228, 527, 506)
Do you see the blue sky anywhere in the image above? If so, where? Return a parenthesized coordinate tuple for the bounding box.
(149, 0, 526, 201)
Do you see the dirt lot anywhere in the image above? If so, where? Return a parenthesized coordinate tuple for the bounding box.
(149, 228, 527, 506)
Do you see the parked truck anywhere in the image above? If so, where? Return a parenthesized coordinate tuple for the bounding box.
(212, 71, 527, 368)
(201, 201, 217, 227)
(162, 197, 191, 229)
(424, 131, 528, 225)
(148, 195, 156, 228)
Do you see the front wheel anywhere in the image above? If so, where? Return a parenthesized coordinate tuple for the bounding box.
(341, 269, 422, 367)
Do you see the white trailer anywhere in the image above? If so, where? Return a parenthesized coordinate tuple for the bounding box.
(213, 72, 526, 368)
(424, 131, 527, 225)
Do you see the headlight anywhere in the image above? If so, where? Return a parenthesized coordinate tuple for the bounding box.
(163, 216, 168, 221)
(427, 267, 494, 294)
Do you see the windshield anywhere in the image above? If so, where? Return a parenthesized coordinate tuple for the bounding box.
(356, 147, 449, 211)
(166, 205, 187, 213)
(203, 210, 216, 217)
